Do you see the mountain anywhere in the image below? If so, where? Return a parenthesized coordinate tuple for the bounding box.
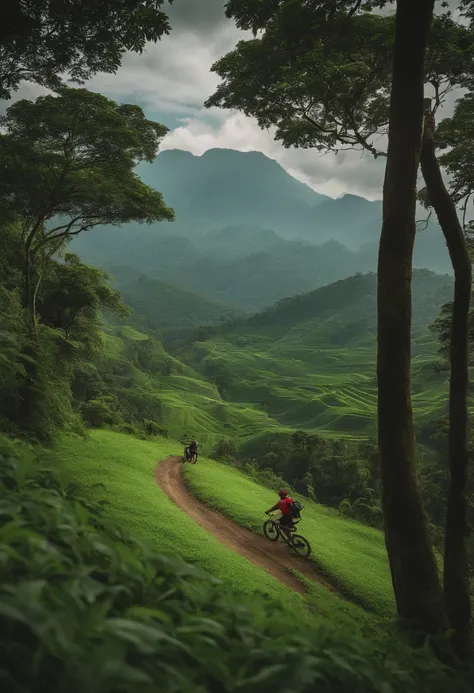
(136, 148, 329, 237)
(71, 148, 454, 312)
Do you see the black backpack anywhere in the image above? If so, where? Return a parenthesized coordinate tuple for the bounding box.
(289, 500, 303, 518)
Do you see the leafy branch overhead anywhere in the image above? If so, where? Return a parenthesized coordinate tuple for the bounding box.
(0, 0, 174, 98)
(207, 3, 474, 159)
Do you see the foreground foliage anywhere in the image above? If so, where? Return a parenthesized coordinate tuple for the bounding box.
(1, 434, 472, 692)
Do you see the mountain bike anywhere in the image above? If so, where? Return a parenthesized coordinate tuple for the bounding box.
(182, 446, 198, 464)
(263, 513, 311, 557)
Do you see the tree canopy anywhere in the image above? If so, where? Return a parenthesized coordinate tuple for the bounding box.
(207, 4, 473, 159)
(0, 88, 173, 257)
(436, 92, 474, 223)
(0, 0, 174, 98)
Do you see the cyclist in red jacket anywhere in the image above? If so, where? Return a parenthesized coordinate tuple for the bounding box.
(265, 489, 294, 538)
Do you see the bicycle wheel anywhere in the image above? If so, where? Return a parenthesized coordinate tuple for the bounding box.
(191, 453, 198, 464)
(291, 534, 311, 557)
(263, 519, 279, 541)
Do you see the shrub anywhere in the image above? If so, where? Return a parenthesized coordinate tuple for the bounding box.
(143, 419, 168, 438)
(82, 396, 121, 427)
(210, 438, 238, 460)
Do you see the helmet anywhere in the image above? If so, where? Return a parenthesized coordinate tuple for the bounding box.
(192, 440, 198, 445)
(278, 489, 288, 498)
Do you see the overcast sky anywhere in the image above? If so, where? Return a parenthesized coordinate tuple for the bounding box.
(85, 0, 390, 200)
(12, 0, 464, 201)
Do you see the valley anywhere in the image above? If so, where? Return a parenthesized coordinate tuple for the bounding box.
(98, 268, 453, 450)
(68, 148, 457, 453)
(3, 3, 474, 690)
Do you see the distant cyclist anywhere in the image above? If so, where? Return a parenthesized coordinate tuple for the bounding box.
(184, 439, 198, 461)
(265, 489, 295, 537)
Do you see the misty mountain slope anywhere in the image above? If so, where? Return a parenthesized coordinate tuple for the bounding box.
(137, 148, 329, 237)
(73, 224, 375, 311)
(71, 148, 453, 289)
(115, 275, 243, 330)
(73, 222, 451, 314)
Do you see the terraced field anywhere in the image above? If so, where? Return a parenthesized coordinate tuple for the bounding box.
(183, 322, 448, 442)
(101, 271, 455, 450)
(102, 327, 287, 449)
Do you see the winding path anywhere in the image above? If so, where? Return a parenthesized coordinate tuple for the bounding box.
(156, 456, 345, 597)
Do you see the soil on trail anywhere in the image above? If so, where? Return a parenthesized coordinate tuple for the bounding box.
(156, 456, 345, 598)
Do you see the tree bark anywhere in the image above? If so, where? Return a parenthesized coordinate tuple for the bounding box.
(377, 0, 446, 636)
(420, 111, 472, 660)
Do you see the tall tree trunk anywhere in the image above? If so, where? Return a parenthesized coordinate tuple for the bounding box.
(377, 0, 446, 635)
(420, 110, 472, 660)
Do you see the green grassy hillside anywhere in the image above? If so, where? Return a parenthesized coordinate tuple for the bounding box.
(173, 271, 453, 440)
(100, 322, 287, 449)
(51, 429, 381, 632)
(184, 456, 395, 616)
(4, 437, 466, 693)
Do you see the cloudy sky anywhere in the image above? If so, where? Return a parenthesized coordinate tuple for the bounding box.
(13, 0, 463, 201)
(86, 0, 390, 200)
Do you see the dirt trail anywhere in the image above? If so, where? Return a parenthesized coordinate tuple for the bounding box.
(156, 456, 344, 597)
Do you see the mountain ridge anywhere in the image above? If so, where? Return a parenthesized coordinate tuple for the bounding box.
(71, 147, 454, 312)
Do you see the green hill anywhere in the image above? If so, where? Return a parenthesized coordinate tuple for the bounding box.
(97, 321, 286, 449)
(115, 275, 243, 330)
(85, 270, 454, 455)
(170, 271, 453, 440)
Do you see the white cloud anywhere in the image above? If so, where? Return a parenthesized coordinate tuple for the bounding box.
(87, 30, 224, 115)
(162, 110, 387, 199)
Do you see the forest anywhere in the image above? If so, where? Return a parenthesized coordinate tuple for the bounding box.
(2, 0, 474, 691)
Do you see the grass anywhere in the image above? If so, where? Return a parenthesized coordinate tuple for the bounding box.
(50, 429, 383, 633)
(184, 456, 396, 617)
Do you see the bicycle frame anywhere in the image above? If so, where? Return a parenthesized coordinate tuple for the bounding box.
(267, 513, 298, 540)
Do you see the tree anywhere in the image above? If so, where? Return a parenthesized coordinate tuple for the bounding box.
(0, 227, 131, 439)
(207, 6, 473, 159)
(376, 0, 447, 637)
(38, 253, 130, 350)
(0, 0, 173, 98)
(0, 87, 174, 323)
(207, 0, 474, 638)
(420, 95, 474, 658)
